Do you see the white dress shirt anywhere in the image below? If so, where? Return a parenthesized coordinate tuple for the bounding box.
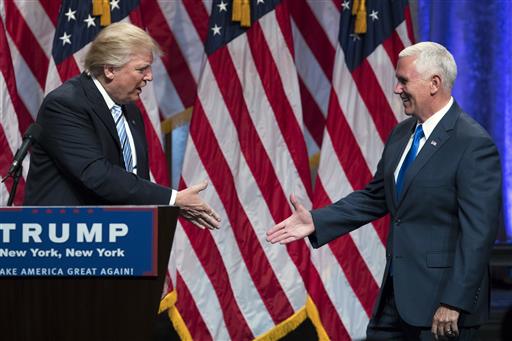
(394, 97, 454, 181)
(92, 76, 177, 205)
(92, 76, 138, 174)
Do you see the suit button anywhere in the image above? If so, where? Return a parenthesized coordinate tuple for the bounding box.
(395, 219, 401, 225)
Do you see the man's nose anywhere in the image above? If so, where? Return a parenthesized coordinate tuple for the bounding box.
(144, 67, 153, 82)
(393, 82, 403, 94)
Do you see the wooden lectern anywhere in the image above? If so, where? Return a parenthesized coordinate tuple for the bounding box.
(0, 206, 179, 341)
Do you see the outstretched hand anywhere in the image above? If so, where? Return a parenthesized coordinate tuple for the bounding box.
(175, 180, 221, 230)
(266, 194, 314, 244)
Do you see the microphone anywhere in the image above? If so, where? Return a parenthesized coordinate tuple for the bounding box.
(6, 123, 42, 177)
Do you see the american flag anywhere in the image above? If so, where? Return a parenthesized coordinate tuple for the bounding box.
(164, 0, 315, 339)
(1, 0, 414, 339)
(0, 0, 210, 204)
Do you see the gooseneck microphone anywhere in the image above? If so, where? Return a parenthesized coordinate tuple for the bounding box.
(6, 123, 42, 177)
(2, 123, 42, 206)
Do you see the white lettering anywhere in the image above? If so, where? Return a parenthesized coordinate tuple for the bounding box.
(65, 248, 93, 257)
(97, 248, 125, 257)
(49, 223, 70, 243)
(0, 224, 16, 243)
(0, 268, 18, 275)
(0, 248, 26, 257)
(66, 268, 97, 275)
(109, 224, 128, 242)
(22, 223, 42, 243)
(20, 268, 64, 276)
(77, 223, 102, 242)
(100, 267, 134, 275)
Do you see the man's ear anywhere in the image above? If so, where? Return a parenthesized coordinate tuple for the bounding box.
(430, 74, 442, 95)
(103, 65, 115, 81)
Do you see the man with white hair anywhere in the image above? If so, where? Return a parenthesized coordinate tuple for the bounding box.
(267, 42, 501, 340)
(25, 23, 220, 230)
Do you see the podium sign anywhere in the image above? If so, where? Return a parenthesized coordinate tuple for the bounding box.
(0, 205, 178, 340)
(0, 207, 158, 276)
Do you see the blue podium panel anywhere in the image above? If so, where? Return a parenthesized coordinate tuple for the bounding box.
(0, 206, 158, 276)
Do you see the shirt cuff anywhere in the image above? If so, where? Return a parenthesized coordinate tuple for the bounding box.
(169, 189, 177, 206)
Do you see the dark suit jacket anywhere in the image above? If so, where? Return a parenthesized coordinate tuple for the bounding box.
(24, 73, 171, 205)
(309, 101, 502, 327)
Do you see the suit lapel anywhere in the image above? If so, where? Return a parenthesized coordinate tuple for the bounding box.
(79, 73, 121, 149)
(396, 102, 461, 206)
(386, 119, 416, 209)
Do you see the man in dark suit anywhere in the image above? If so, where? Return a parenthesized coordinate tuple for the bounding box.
(267, 42, 501, 340)
(24, 22, 220, 230)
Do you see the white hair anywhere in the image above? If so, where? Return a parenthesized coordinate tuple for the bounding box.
(399, 42, 457, 89)
(84, 22, 161, 77)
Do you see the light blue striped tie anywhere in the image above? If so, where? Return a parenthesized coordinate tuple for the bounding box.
(111, 105, 133, 172)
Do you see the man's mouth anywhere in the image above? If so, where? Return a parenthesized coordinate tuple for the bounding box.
(400, 94, 410, 104)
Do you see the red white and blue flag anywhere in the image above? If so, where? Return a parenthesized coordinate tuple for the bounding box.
(1, 0, 414, 339)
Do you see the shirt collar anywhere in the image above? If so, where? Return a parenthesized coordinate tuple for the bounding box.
(418, 96, 453, 140)
(91, 75, 117, 111)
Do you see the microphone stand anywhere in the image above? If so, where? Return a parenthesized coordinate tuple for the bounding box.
(2, 166, 22, 206)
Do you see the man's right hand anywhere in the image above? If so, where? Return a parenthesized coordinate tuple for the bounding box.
(266, 194, 314, 244)
(175, 180, 221, 230)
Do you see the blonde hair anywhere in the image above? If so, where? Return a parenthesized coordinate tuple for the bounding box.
(84, 22, 161, 77)
(399, 42, 457, 89)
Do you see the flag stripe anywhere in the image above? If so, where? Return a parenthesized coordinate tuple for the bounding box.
(382, 31, 405, 68)
(173, 218, 234, 340)
(4, 1, 49, 88)
(0, 125, 17, 198)
(316, 128, 386, 284)
(404, 5, 415, 44)
(351, 59, 398, 142)
(158, 0, 207, 82)
(13, 0, 55, 60)
(175, 272, 214, 341)
(180, 138, 278, 335)
(305, 0, 340, 48)
(367, 44, 404, 123)
(188, 101, 277, 338)
(4, 32, 44, 118)
(311, 179, 370, 338)
(38, 0, 60, 26)
(136, 101, 169, 185)
(140, 0, 197, 108)
(298, 77, 325, 147)
(55, 57, 81, 85)
(247, 19, 312, 196)
(333, 51, 384, 174)
(0, 74, 26, 206)
(0, 19, 34, 136)
(274, 1, 295, 58)
(190, 89, 293, 322)
(289, 0, 335, 81)
(198, 52, 309, 315)
(182, 0, 210, 44)
(326, 89, 372, 189)
(306, 252, 353, 340)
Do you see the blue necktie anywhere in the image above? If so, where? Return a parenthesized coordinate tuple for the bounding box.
(111, 105, 133, 172)
(396, 124, 424, 199)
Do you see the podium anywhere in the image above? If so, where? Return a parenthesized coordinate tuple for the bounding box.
(0, 206, 179, 341)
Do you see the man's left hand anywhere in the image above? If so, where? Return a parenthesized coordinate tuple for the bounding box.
(431, 305, 460, 339)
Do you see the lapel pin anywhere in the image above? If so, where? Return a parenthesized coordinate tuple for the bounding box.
(430, 140, 437, 147)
